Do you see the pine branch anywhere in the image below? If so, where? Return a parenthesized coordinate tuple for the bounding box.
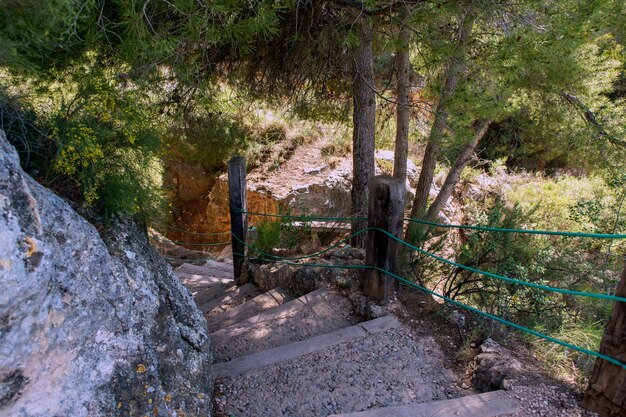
(562, 92, 626, 149)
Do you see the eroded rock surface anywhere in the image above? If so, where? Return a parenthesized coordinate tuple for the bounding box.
(0, 131, 212, 417)
(248, 247, 365, 296)
(473, 338, 522, 392)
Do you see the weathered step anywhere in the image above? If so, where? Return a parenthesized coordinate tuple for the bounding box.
(205, 259, 234, 273)
(198, 283, 263, 315)
(176, 261, 233, 278)
(214, 315, 401, 378)
(329, 390, 519, 417)
(177, 274, 233, 292)
(205, 287, 292, 333)
(215, 321, 460, 417)
(191, 283, 233, 306)
(211, 288, 354, 363)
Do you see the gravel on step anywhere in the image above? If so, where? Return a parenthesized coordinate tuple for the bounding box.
(212, 292, 354, 363)
(501, 382, 598, 417)
(214, 326, 459, 417)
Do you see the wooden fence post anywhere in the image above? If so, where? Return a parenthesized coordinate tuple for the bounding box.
(583, 258, 626, 416)
(228, 156, 248, 285)
(364, 175, 406, 301)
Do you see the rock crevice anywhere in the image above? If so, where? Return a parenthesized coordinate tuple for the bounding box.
(0, 131, 212, 417)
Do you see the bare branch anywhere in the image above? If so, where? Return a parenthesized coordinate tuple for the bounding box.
(562, 92, 625, 149)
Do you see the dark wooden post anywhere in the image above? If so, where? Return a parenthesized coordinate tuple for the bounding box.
(228, 156, 248, 284)
(583, 258, 626, 416)
(364, 175, 406, 301)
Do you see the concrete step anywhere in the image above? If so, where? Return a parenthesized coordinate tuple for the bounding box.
(211, 288, 354, 363)
(198, 283, 263, 315)
(329, 390, 519, 417)
(214, 315, 401, 378)
(215, 318, 461, 417)
(205, 287, 292, 333)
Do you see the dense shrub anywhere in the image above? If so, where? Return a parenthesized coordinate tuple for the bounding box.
(411, 173, 625, 380)
(1, 71, 166, 221)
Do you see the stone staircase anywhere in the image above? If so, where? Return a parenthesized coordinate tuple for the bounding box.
(174, 261, 520, 417)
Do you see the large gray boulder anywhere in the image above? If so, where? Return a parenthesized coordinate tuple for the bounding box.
(0, 132, 212, 417)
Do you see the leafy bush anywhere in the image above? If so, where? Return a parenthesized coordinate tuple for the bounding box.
(252, 209, 315, 259)
(413, 173, 625, 379)
(167, 108, 249, 173)
(2, 70, 166, 221)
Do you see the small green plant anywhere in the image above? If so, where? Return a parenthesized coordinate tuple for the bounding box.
(459, 165, 482, 183)
(321, 140, 351, 159)
(488, 157, 508, 176)
(254, 220, 282, 258)
(336, 280, 351, 290)
(531, 319, 604, 385)
(376, 159, 394, 176)
(255, 121, 287, 145)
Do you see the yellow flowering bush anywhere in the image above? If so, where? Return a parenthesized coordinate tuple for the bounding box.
(49, 74, 166, 219)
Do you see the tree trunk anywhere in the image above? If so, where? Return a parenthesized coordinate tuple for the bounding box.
(393, 23, 410, 184)
(405, 13, 475, 242)
(350, 16, 376, 248)
(424, 120, 491, 223)
(583, 260, 626, 417)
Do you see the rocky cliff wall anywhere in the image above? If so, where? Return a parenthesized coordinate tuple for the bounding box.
(0, 131, 212, 417)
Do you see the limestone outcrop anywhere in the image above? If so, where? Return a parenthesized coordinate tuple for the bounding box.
(0, 131, 212, 417)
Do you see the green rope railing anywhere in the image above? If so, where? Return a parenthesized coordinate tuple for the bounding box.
(231, 226, 626, 303)
(234, 209, 367, 222)
(233, 208, 626, 238)
(230, 228, 371, 261)
(405, 217, 626, 239)
(376, 266, 626, 371)
(225, 206, 626, 371)
(376, 228, 626, 303)
(233, 252, 626, 370)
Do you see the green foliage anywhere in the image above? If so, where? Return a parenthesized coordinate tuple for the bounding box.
(376, 159, 393, 176)
(408, 0, 626, 176)
(1, 67, 166, 221)
(415, 172, 625, 378)
(252, 214, 314, 259)
(49, 70, 164, 218)
(254, 220, 282, 256)
(256, 121, 287, 145)
(0, 0, 93, 72)
(532, 320, 604, 385)
(506, 175, 623, 236)
(167, 107, 249, 172)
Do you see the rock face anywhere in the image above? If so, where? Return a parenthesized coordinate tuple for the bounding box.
(0, 132, 212, 417)
(248, 248, 365, 296)
(472, 338, 522, 392)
